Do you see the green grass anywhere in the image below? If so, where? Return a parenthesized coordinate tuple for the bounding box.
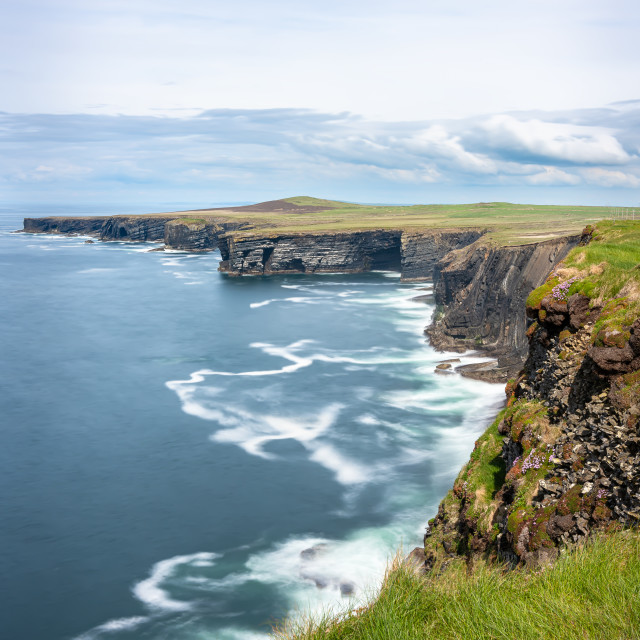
(526, 220, 640, 341)
(168, 217, 207, 225)
(276, 530, 640, 640)
(177, 197, 611, 245)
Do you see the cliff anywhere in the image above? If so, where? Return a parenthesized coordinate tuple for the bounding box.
(217, 229, 483, 278)
(22, 216, 108, 236)
(218, 230, 403, 275)
(23, 208, 573, 377)
(423, 221, 640, 570)
(426, 235, 581, 381)
(23, 214, 173, 242)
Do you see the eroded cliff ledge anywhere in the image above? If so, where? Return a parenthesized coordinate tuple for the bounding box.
(217, 229, 483, 278)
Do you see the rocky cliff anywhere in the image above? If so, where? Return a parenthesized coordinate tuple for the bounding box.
(22, 216, 109, 236)
(217, 228, 483, 278)
(426, 235, 581, 381)
(218, 230, 404, 275)
(423, 221, 640, 570)
(23, 215, 172, 242)
(163, 219, 247, 251)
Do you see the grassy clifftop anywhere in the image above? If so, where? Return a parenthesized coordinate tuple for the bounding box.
(177, 197, 609, 245)
(277, 530, 640, 640)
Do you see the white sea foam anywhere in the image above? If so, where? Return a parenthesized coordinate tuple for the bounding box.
(74, 616, 149, 639)
(211, 404, 343, 460)
(133, 551, 219, 612)
(309, 444, 370, 485)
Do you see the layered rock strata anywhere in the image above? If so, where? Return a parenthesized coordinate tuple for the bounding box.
(23, 215, 172, 242)
(426, 236, 580, 381)
(217, 229, 483, 278)
(217, 230, 404, 275)
(22, 216, 108, 236)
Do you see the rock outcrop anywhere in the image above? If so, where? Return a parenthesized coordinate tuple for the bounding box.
(217, 229, 483, 279)
(424, 222, 640, 570)
(23, 215, 172, 242)
(426, 236, 580, 380)
(218, 230, 404, 275)
(400, 230, 483, 280)
(22, 216, 108, 236)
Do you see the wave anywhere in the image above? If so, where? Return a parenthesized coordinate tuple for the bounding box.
(133, 552, 219, 612)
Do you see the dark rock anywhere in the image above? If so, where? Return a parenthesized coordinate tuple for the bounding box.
(589, 343, 636, 373)
(567, 294, 591, 330)
(426, 235, 579, 377)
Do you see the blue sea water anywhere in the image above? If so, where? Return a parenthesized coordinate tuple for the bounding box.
(0, 207, 504, 640)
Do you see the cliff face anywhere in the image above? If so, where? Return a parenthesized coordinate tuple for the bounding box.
(163, 220, 247, 252)
(426, 236, 580, 379)
(424, 223, 640, 570)
(217, 229, 483, 278)
(22, 216, 108, 236)
(400, 230, 483, 280)
(23, 215, 171, 242)
(99, 216, 168, 242)
(164, 220, 218, 251)
(218, 230, 404, 275)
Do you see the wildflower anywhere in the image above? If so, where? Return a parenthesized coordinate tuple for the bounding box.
(551, 277, 578, 302)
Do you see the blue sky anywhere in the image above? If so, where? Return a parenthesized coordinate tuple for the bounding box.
(2, 0, 640, 208)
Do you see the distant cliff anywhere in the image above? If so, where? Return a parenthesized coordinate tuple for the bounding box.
(22, 215, 244, 250)
(217, 229, 482, 278)
(23, 215, 172, 242)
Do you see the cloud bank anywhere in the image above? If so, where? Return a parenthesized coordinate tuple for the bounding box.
(1, 102, 639, 208)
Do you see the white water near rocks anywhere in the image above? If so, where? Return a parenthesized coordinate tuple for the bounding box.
(0, 209, 505, 640)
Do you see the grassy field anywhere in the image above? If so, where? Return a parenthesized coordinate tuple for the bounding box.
(174, 197, 618, 245)
(275, 530, 640, 640)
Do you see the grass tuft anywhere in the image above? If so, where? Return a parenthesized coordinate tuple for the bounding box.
(275, 530, 640, 640)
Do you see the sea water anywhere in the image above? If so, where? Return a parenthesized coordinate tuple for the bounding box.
(0, 207, 505, 640)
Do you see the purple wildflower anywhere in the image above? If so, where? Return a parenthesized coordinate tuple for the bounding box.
(551, 277, 578, 302)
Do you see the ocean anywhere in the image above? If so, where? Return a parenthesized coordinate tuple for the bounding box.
(0, 206, 504, 640)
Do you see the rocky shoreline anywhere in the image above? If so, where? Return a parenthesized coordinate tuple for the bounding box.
(21, 214, 574, 381)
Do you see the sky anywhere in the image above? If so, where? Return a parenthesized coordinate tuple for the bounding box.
(1, 0, 640, 209)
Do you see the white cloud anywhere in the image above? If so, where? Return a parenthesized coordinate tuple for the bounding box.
(482, 115, 632, 164)
(525, 167, 581, 186)
(400, 126, 497, 174)
(582, 168, 640, 187)
(16, 163, 93, 182)
(371, 165, 442, 184)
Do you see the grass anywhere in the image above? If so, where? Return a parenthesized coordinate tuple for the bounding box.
(275, 530, 640, 640)
(169, 197, 611, 246)
(167, 217, 207, 225)
(526, 220, 640, 343)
